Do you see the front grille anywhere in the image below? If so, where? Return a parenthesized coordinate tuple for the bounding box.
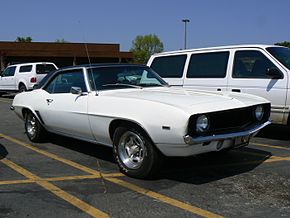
(188, 103, 270, 137)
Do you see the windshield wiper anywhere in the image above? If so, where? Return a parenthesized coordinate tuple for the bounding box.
(101, 83, 142, 89)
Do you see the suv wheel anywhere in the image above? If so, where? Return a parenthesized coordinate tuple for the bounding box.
(19, 84, 27, 93)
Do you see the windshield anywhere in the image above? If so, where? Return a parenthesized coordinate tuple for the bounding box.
(266, 47, 290, 70)
(87, 66, 168, 91)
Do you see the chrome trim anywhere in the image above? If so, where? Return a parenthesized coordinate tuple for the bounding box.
(184, 121, 271, 145)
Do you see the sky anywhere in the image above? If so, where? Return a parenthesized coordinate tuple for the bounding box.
(1, 0, 290, 52)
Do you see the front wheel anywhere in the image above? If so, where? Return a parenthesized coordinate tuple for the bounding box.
(113, 126, 162, 179)
(25, 111, 46, 142)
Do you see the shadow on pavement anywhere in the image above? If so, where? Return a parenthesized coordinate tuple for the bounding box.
(0, 143, 8, 159)
(158, 147, 271, 184)
(46, 134, 271, 184)
(48, 133, 115, 163)
(257, 124, 290, 140)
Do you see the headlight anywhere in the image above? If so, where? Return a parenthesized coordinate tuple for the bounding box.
(255, 105, 264, 121)
(196, 115, 209, 132)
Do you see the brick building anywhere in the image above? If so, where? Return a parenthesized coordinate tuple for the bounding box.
(0, 41, 133, 70)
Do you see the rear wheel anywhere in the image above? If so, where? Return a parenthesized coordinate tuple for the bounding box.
(113, 126, 162, 178)
(24, 111, 46, 142)
(19, 84, 27, 93)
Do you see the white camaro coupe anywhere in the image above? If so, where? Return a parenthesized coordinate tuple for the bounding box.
(11, 64, 271, 178)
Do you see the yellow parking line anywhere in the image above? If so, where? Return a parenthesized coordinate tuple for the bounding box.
(0, 133, 104, 175)
(0, 98, 12, 103)
(0, 133, 223, 217)
(0, 179, 33, 185)
(0, 173, 123, 186)
(252, 142, 290, 151)
(265, 156, 290, 163)
(106, 177, 223, 218)
(0, 158, 108, 218)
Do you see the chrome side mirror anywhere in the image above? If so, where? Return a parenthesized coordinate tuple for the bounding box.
(70, 86, 82, 95)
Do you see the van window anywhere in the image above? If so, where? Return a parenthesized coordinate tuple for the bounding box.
(187, 52, 229, 78)
(233, 51, 277, 78)
(150, 55, 187, 78)
(19, 65, 32, 73)
(266, 47, 290, 70)
(36, 64, 57, 74)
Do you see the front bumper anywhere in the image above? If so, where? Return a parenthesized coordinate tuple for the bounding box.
(155, 121, 271, 157)
(183, 121, 271, 145)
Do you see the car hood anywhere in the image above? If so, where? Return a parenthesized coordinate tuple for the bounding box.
(100, 87, 267, 114)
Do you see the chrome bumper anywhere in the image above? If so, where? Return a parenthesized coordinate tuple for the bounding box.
(183, 121, 271, 145)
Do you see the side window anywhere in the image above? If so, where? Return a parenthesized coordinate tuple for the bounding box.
(233, 50, 277, 78)
(44, 70, 87, 94)
(19, 65, 32, 73)
(150, 55, 187, 78)
(187, 52, 229, 78)
(2, 66, 16, 77)
(36, 64, 57, 74)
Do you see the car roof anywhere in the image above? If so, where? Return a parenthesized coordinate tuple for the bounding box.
(151, 44, 283, 56)
(34, 63, 149, 89)
(6, 62, 56, 67)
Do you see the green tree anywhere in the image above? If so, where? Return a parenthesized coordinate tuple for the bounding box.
(275, 41, 290, 48)
(130, 34, 164, 64)
(15, 36, 32, 42)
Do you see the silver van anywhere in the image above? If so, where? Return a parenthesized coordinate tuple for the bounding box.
(147, 44, 290, 125)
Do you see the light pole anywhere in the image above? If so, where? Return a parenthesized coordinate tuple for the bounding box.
(182, 19, 190, 49)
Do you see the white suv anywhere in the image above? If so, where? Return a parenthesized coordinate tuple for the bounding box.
(0, 62, 58, 95)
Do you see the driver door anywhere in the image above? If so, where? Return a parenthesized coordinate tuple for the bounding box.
(38, 69, 93, 140)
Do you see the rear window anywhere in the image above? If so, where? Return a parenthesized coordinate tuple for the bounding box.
(36, 64, 57, 74)
(187, 52, 229, 78)
(150, 55, 187, 78)
(19, 65, 32, 73)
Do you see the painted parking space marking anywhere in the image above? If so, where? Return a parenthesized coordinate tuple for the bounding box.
(252, 142, 290, 151)
(0, 98, 12, 103)
(0, 173, 124, 186)
(0, 178, 33, 185)
(1, 158, 109, 218)
(106, 177, 223, 218)
(0, 133, 224, 218)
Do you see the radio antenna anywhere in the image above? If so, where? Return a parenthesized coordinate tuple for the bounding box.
(79, 20, 96, 90)
(84, 42, 92, 66)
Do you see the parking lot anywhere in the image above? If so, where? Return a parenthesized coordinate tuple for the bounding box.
(0, 95, 290, 218)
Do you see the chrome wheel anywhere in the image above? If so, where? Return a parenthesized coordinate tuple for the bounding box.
(26, 113, 36, 138)
(118, 131, 146, 169)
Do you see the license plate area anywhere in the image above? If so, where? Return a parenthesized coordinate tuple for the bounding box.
(234, 135, 250, 147)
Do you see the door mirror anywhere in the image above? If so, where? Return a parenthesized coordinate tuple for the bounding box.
(266, 68, 283, 79)
(70, 86, 82, 95)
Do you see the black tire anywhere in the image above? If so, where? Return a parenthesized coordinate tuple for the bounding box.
(19, 84, 27, 93)
(113, 126, 162, 179)
(24, 111, 46, 142)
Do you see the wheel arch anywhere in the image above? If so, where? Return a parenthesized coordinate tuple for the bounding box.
(109, 119, 156, 146)
(18, 81, 27, 90)
(21, 107, 44, 125)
